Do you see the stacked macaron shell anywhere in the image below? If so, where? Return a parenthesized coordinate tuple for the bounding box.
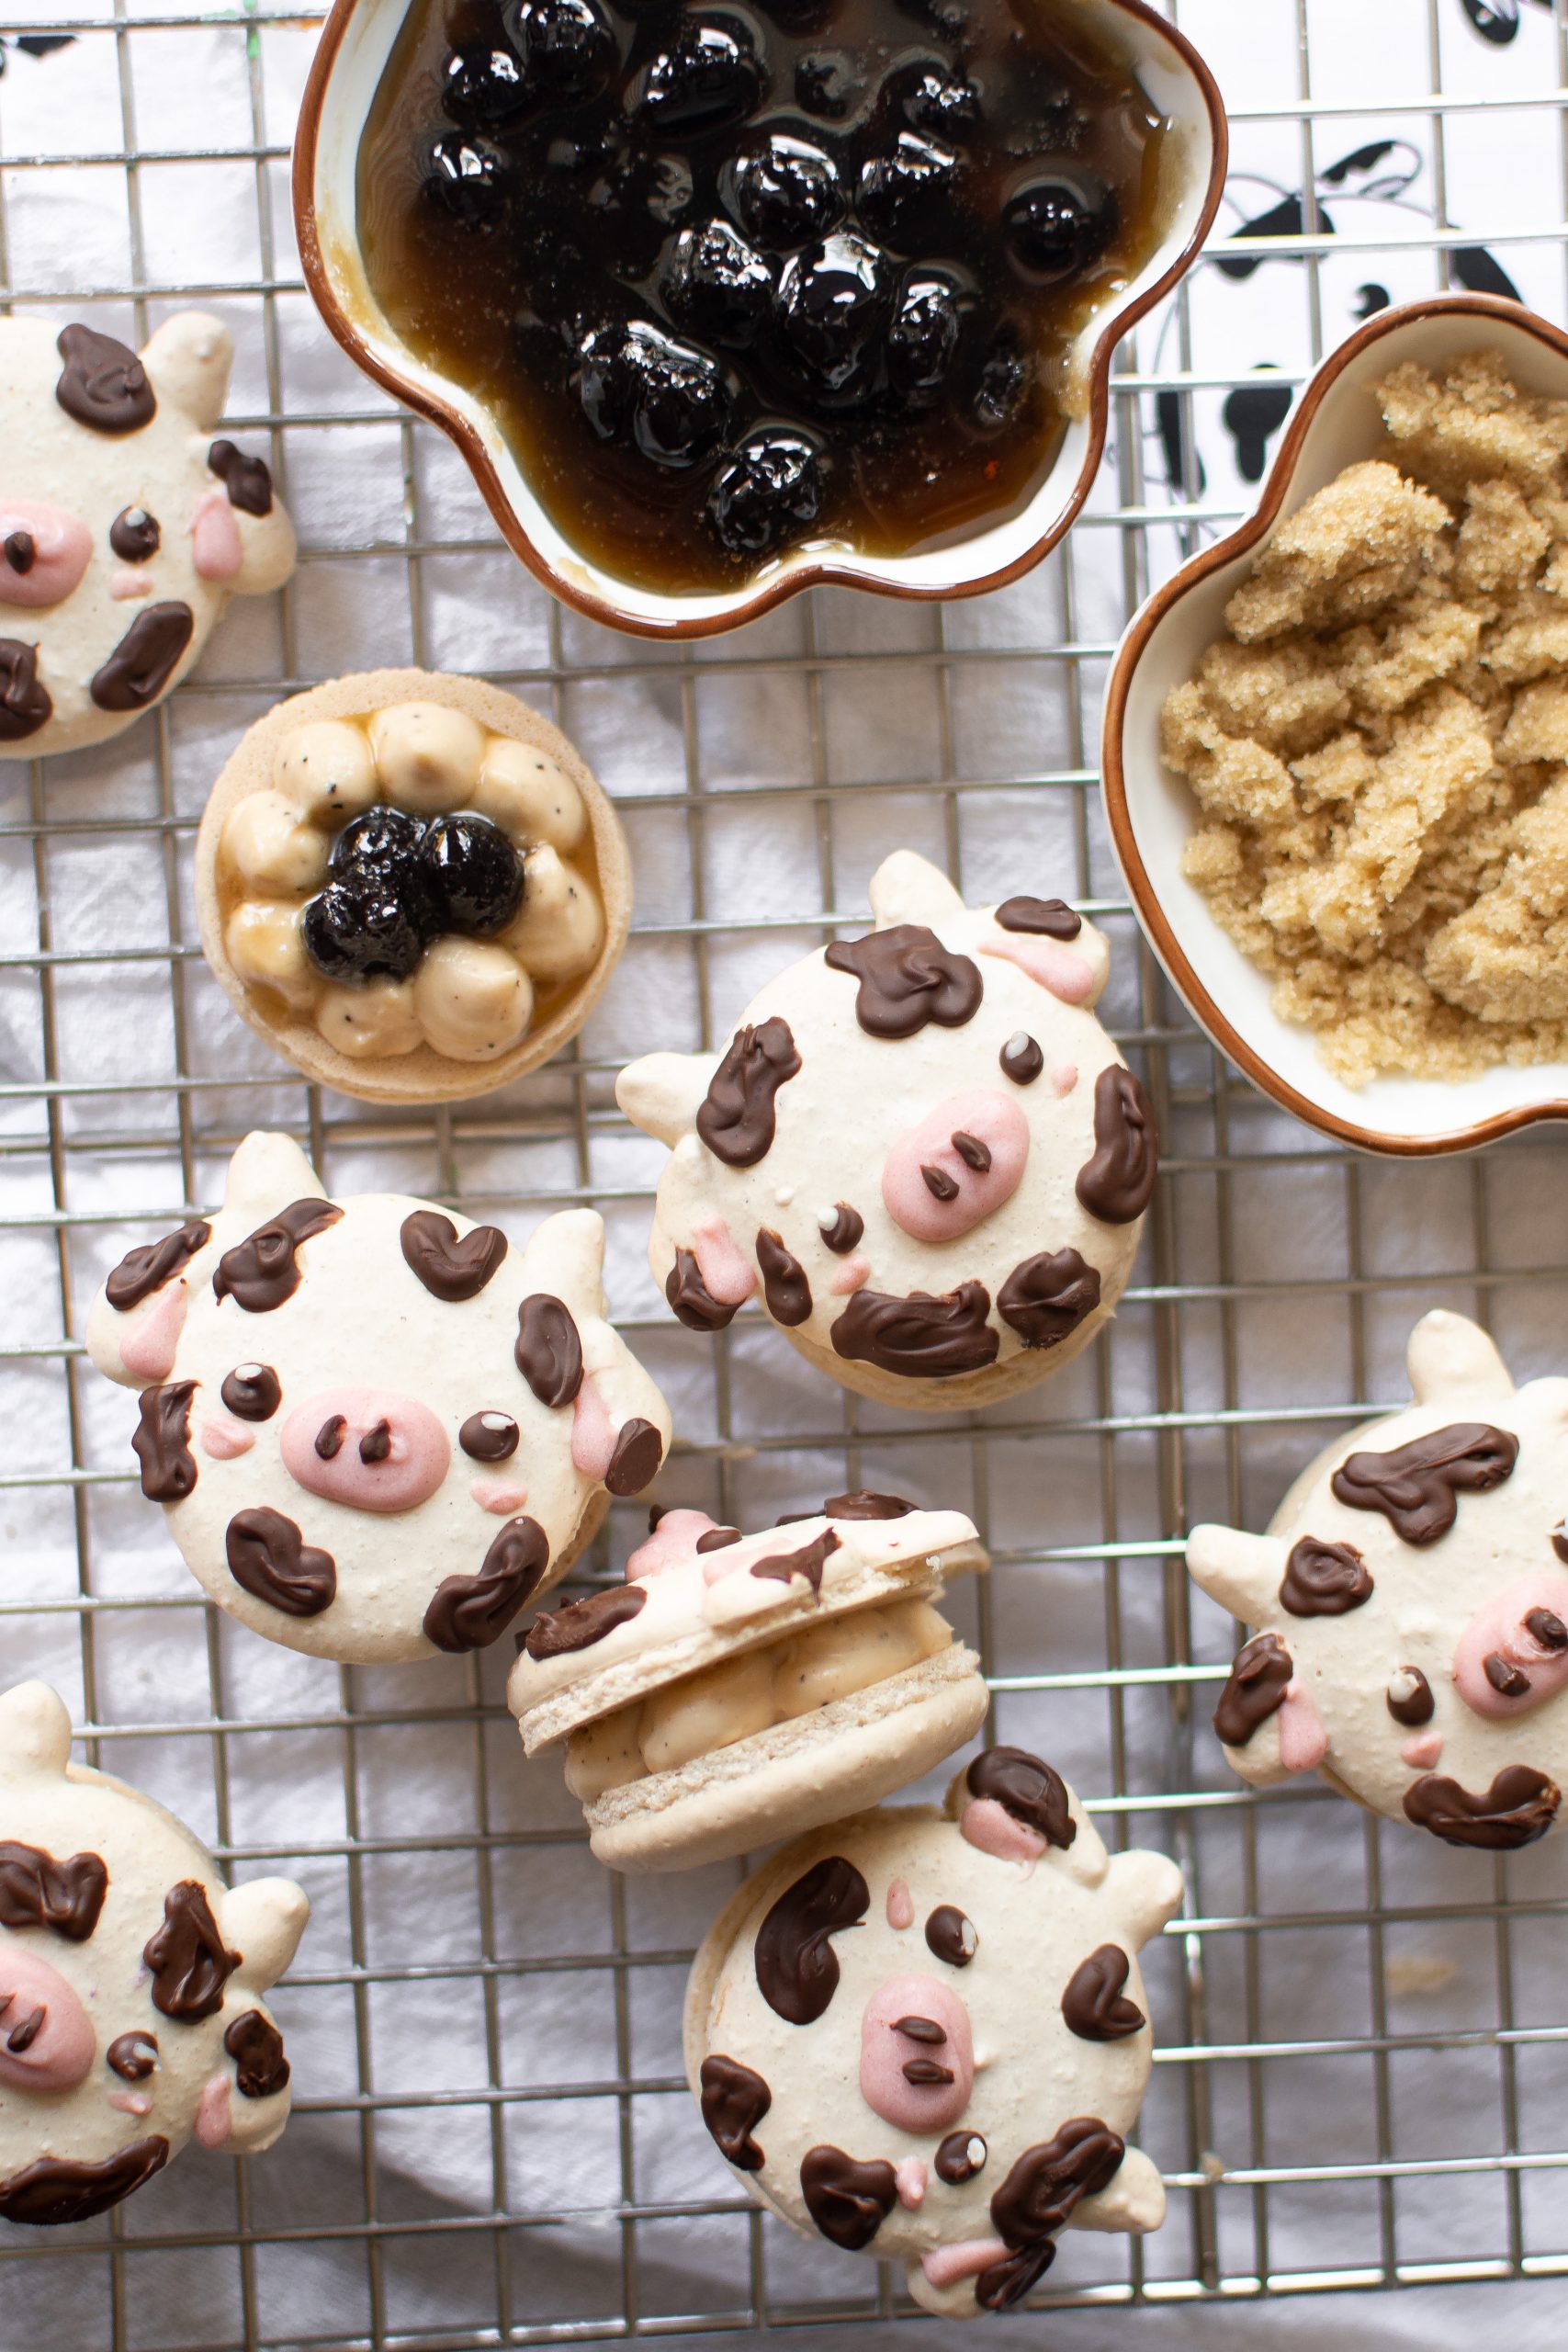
(683, 1746, 1183, 2318)
(85, 1129, 672, 1666)
(0, 1682, 308, 2226)
(507, 1496, 989, 1870)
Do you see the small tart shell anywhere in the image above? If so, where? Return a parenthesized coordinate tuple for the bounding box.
(196, 666, 631, 1103)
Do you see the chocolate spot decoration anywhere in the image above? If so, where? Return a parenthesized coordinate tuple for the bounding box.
(830, 1281, 998, 1379)
(460, 1410, 520, 1463)
(132, 1380, 197, 1503)
(400, 1209, 508, 1302)
(936, 2129, 987, 2184)
(965, 1745, 1076, 1848)
(1061, 1944, 1145, 2041)
(1075, 1065, 1157, 1226)
(0, 639, 52, 741)
(208, 437, 275, 515)
(824, 922, 983, 1039)
(799, 2145, 897, 2250)
(0, 1840, 108, 1941)
(606, 1418, 663, 1497)
(996, 895, 1082, 939)
(696, 1526, 741, 1552)
(695, 1016, 802, 1167)
(89, 602, 195, 711)
(55, 324, 155, 434)
(143, 1881, 240, 2022)
(515, 1294, 584, 1408)
(820, 1203, 863, 1254)
(213, 1198, 342, 1313)
(0, 2138, 170, 2227)
(998, 1247, 1101, 1351)
(1403, 1766, 1559, 1850)
(1280, 1535, 1372, 1617)
(221, 1363, 281, 1422)
(756, 1227, 813, 1326)
(109, 505, 161, 562)
(107, 2030, 158, 2082)
(225, 1506, 337, 1618)
(979, 2119, 1126, 2312)
(1214, 1632, 1292, 1747)
(665, 1247, 740, 1331)
(823, 1490, 914, 1521)
(754, 1854, 869, 2023)
(524, 1580, 647, 1660)
(1330, 1422, 1519, 1545)
(425, 1515, 552, 1653)
(1387, 1666, 1436, 1727)
(1000, 1031, 1044, 1085)
(106, 1219, 210, 1310)
(925, 1904, 977, 1966)
(224, 2009, 290, 2099)
(750, 1528, 840, 1596)
(698, 2053, 771, 2171)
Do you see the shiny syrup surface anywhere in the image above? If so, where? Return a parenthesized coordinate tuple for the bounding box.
(356, 0, 1168, 594)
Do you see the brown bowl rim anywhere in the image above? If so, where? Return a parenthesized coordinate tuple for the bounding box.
(1100, 290, 1568, 1160)
(195, 666, 632, 1105)
(290, 0, 1228, 641)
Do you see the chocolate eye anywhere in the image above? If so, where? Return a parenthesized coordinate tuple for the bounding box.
(924, 1903, 977, 1966)
(460, 1410, 520, 1462)
(999, 1031, 1043, 1085)
(109, 506, 161, 562)
(107, 2030, 159, 2081)
(1386, 1666, 1435, 1725)
(220, 1363, 281, 1421)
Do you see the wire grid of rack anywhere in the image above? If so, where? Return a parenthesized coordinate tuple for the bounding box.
(6, 0, 1568, 2344)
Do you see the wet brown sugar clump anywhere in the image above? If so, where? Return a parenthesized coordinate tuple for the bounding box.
(356, 0, 1168, 592)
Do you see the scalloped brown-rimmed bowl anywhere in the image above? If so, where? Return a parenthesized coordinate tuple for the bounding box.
(292, 0, 1225, 641)
(1102, 293, 1568, 1160)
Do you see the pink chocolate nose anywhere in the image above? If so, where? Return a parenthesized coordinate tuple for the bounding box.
(0, 501, 93, 609)
(860, 1973, 974, 2133)
(280, 1387, 451, 1515)
(882, 1089, 1029, 1243)
(1452, 1571, 1568, 1718)
(0, 1945, 96, 2094)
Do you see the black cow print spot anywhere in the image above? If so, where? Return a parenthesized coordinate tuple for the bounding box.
(754, 1855, 868, 2022)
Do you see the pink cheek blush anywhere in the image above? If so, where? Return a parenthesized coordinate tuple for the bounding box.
(280, 1388, 450, 1514)
(979, 930, 1096, 1004)
(107, 2089, 152, 2117)
(829, 1253, 871, 1296)
(0, 1949, 96, 2093)
(200, 1418, 254, 1461)
(689, 1217, 757, 1308)
(960, 1796, 1045, 1864)
(1402, 1732, 1444, 1770)
(120, 1282, 188, 1381)
(190, 488, 243, 582)
(1052, 1063, 1077, 1096)
(570, 1380, 615, 1480)
(471, 1477, 529, 1515)
(109, 568, 154, 600)
(860, 1973, 974, 2133)
(1451, 1571, 1568, 1719)
(921, 2238, 1010, 2291)
(882, 1089, 1029, 1243)
(194, 2073, 232, 2149)
(886, 1878, 914, 1930)
(896, 2158, 928, 2210)
(1277, 1682, 1329, 1774)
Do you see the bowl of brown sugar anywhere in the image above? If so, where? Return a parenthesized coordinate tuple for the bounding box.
(1103, 293, 1568, 1157)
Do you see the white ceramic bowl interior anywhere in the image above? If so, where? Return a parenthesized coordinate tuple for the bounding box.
(1111, 304, 1568, 1152)
(303, 0, 1221, 630)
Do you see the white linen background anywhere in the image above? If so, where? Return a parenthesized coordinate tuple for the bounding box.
(3, 0, 1568, 2345)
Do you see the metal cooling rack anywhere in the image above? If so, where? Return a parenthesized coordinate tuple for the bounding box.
(6, 0, 1568, 2343)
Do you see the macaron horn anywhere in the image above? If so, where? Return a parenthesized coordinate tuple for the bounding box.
(1405, 1308, 1516, 1407)
(0, 1681, 75, 1781)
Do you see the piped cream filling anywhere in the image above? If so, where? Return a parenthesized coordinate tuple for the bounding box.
(562, 1597, 953, 1801)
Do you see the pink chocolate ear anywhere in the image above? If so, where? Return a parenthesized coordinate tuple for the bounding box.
(195, 2072, 232, 2149)
(979, 930, 1097, 1003)
(120, 1283, 189, 1383)
(570, 1378, 615, 1479)
(1277, 1682, 1328, 1773)
(190, 488, 243, 582)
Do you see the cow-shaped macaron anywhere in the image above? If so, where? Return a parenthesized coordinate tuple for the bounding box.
(0, 1681, 307, 2228)
(85, 1130, 672, 1664)
(617, 851, 1156, 1409)
(685, 1746, 1182, 2317)
(1190, 1310, 1568, 1850)
(1, 313, 295, 758)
